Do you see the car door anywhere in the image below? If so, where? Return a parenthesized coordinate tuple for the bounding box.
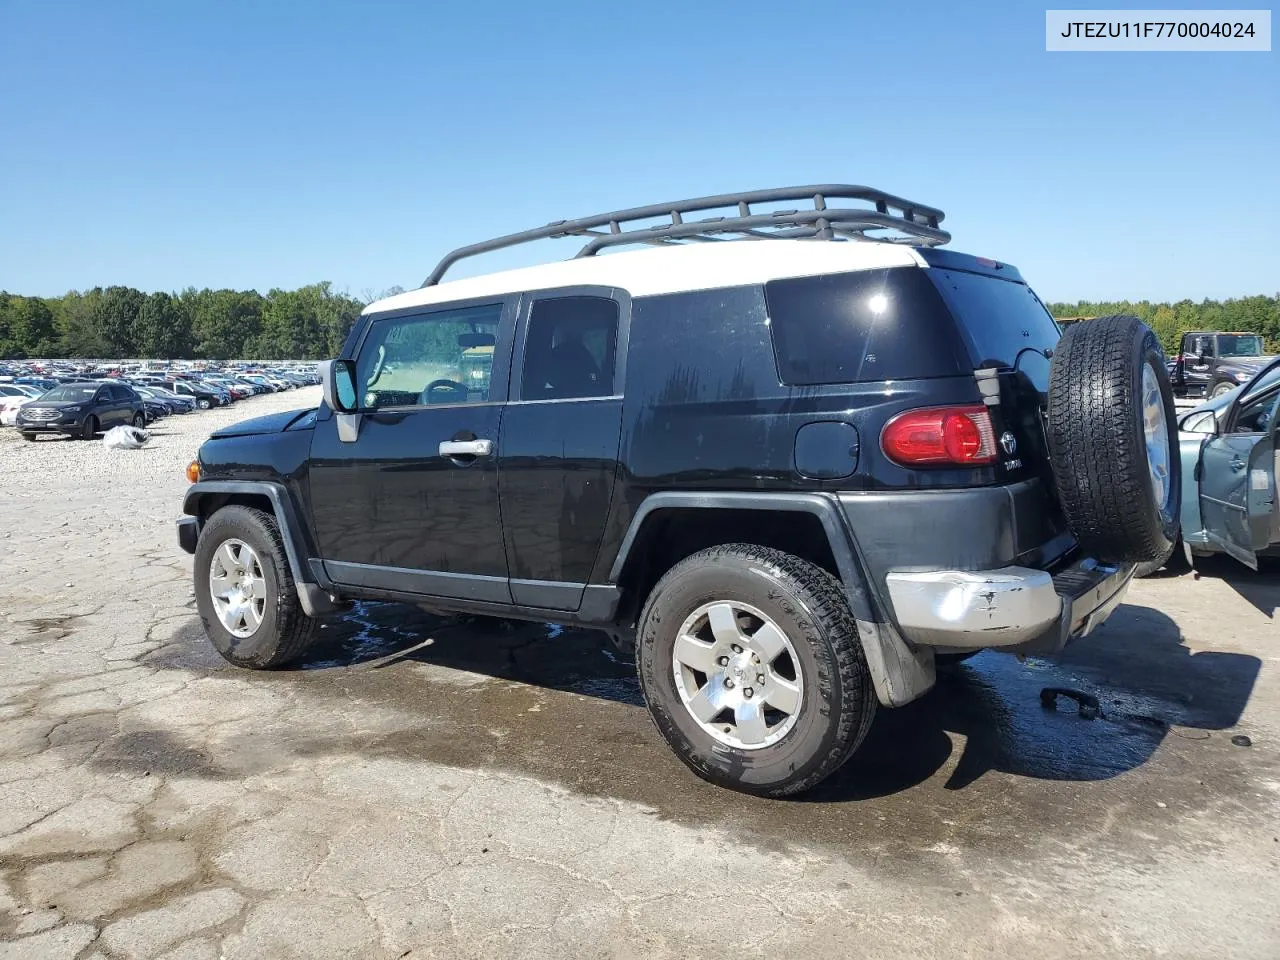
(1198, 370, 1280, 569)
(497, 288, 627, 610)
(92, 386, 117, 425)
(308, 297, 517, 602)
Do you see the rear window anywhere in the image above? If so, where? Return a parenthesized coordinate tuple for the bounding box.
(765, 268, 968, 385)
(928, 269, 1060, 371)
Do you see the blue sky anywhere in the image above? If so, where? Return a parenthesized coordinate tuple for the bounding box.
(1, 0, 1275, 302)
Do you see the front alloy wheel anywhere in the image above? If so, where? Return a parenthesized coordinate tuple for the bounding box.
(208, 538, 267, 638)
(193, 506, 320, 668)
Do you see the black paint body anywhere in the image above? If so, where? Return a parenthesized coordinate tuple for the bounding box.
(182, 250, 1072, 634)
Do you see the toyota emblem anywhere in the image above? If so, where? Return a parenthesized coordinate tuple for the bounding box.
(999, 431, 1017, 456)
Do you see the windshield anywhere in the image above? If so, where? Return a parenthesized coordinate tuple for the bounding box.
(1218, 334, 1264, 357)
(40, 384, 99, 402)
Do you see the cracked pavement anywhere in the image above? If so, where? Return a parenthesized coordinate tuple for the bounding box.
(2, 387, 1279, 959)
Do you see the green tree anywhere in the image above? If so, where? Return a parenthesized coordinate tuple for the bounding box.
(92, 286, 146, 357)
(1049, 295, 1280, 355)
(250, 282, 363, 360)
(0, 294, 59, 358)
(51, 289, 109, 358)
(183, 288, 266, 359)
(135, 292, 192, 359)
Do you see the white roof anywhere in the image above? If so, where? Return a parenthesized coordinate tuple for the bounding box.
(365, 240, 927, 315)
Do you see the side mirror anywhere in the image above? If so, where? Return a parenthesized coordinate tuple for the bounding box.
(320, 359, 359, 413)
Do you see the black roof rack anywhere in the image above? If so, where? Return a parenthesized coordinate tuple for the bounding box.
(422, 184, 950, 287)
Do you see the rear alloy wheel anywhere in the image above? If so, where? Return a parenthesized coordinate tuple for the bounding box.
(80, 416, 98, 441)
(637, 544, 876, 797)
(671, 600, 804, 750)
(132, 412, 145, 428)
(1046, 315, 1181, 563)
(196, 397, 211, 410)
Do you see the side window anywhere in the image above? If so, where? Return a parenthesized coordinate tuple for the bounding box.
(1234, 390, 1280, 434)
(766, 268, 967, 385)
(521, 297, 619, 401)
(357, 303, 503, 409)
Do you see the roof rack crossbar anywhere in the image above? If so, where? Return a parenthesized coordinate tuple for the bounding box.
(422, 184, 949, 287)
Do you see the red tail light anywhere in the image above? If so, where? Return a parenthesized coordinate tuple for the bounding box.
(881, 405, 998, 467)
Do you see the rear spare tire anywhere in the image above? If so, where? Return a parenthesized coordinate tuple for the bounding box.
(1046, 315, 1180, 563)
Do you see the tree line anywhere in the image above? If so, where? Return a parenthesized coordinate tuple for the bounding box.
(1047, 294, 1280, 356)
(0, 282, 393, 361)
(3, 282, 1277, 362)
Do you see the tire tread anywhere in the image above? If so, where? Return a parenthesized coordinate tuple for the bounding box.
(198, 505, 319, 668)
(1047, 315, 1178, 562)
(637, 543, 875, 798)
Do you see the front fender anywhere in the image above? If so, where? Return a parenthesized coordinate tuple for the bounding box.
(181, 480, 343, 616)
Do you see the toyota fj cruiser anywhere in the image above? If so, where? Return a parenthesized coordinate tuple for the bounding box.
(177, 185, 1181, 796)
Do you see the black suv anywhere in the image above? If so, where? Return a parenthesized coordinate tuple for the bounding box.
(164, 378, 226, 409)
(177, 186, 1181, 796)
(18, 381, 145, 440)
(1171, 330, 1274, 399)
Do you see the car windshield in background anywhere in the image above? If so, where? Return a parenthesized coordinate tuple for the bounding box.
(1218, 334, 1264, 357)
(40, 384, 99, 402)
(928, 269, 1062, 390)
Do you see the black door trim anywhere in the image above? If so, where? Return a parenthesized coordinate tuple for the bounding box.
(326, 560, 512, 603)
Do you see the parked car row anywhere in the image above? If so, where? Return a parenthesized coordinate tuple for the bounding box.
(0, 363, 319, 439)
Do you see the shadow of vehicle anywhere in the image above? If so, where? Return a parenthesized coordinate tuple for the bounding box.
(1183, 554, 1280, 618)
(282, 597, 1259, 805)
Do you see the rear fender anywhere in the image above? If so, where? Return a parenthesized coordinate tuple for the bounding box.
(610, 491, 935, 707)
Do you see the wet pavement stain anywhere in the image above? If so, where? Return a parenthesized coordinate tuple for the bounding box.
(142, 597, 1272, 863)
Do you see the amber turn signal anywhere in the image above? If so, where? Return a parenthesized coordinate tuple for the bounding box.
(186, 461, 200, 483)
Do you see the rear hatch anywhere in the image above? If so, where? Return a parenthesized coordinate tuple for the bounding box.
(922, 249, 1070, 559)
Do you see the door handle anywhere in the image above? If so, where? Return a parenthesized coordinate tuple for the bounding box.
(439, 439, 493, 458)
(1230, 457, 1247, 472)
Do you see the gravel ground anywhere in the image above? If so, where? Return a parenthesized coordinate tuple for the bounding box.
(1, 386, 1278, 959)
(0, 389, 320, 488)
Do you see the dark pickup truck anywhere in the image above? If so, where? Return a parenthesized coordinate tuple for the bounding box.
(1172, 331, 1274, 399)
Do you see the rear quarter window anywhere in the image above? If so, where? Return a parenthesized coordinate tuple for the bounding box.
(764, 268, 969, 386)
(927, 269, 1060, 371)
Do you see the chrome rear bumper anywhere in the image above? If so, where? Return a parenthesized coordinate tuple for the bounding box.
(885, 556, 1134, 650)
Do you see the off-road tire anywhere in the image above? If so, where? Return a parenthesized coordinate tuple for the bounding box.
(636, 544, 876, 798)
(80, 416, 97, 441)
(1047, 315, 1180, 563)
(193, 505, 319, 669)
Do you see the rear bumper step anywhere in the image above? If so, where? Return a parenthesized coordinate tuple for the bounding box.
(885, 556, 1134, 650)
